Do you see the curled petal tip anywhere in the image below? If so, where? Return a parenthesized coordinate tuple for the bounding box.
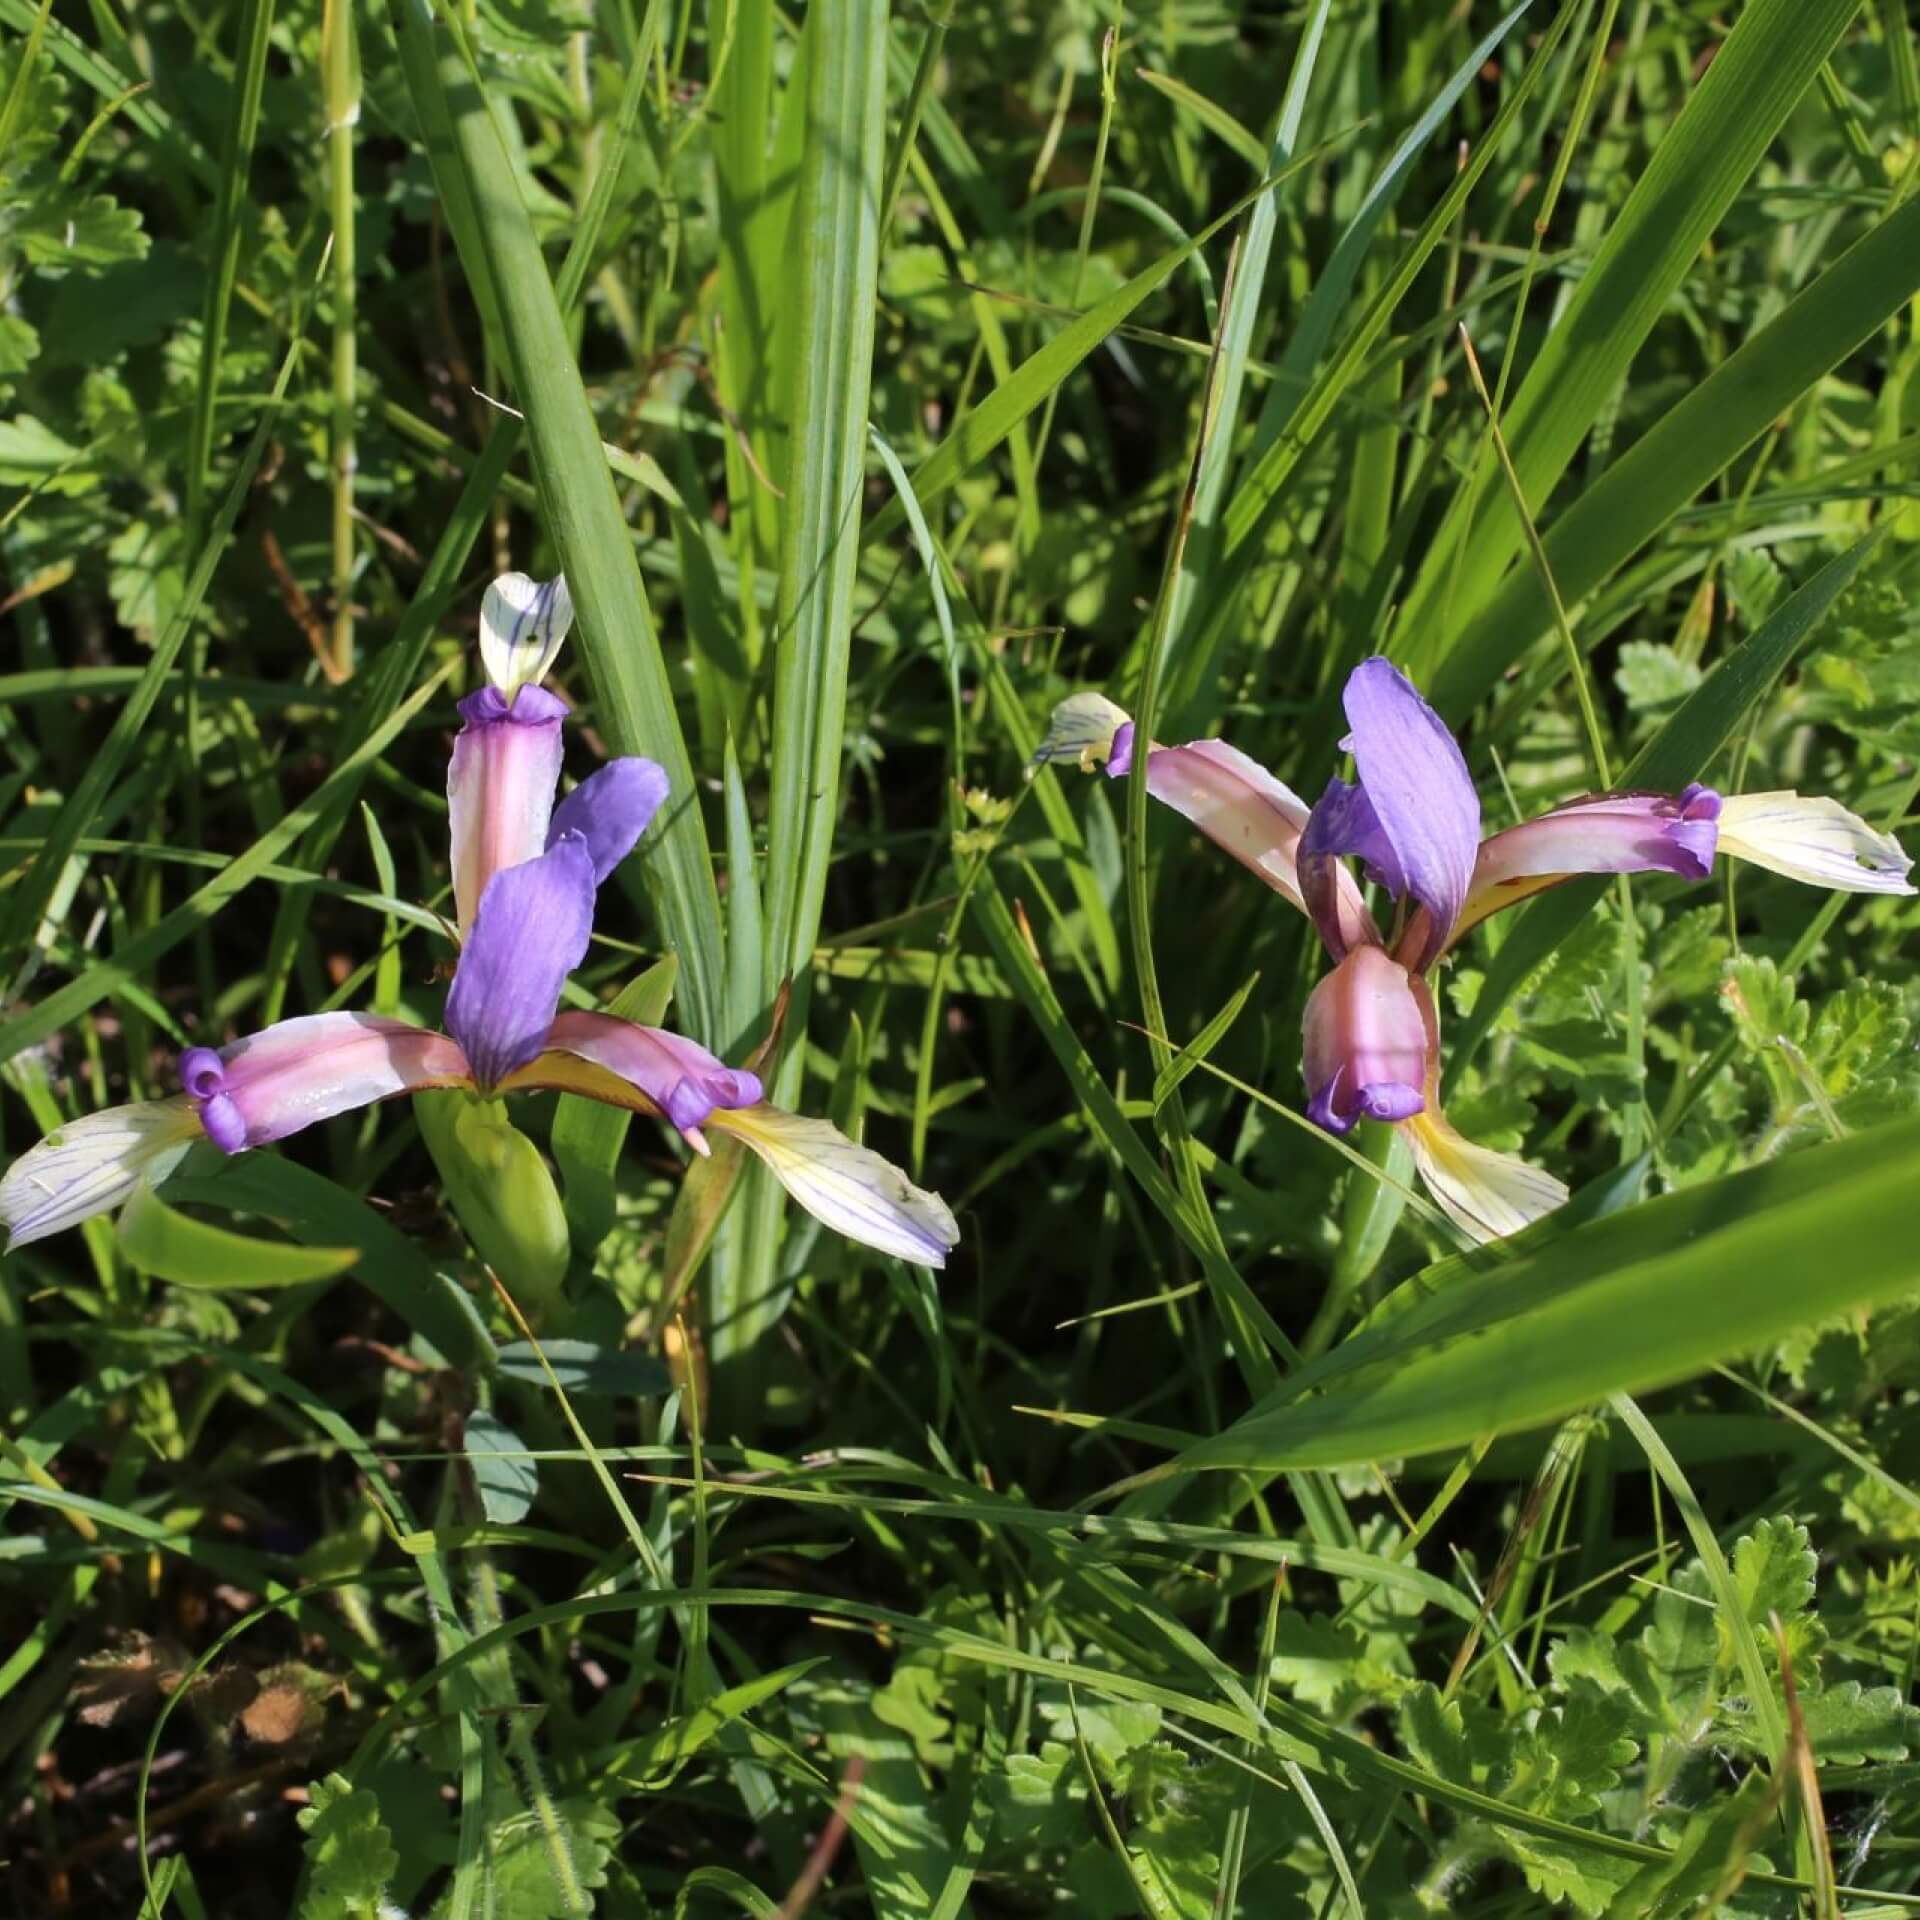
(179, 1014, 473, 1152)
(0, 1097, 203, 1248)
(479, 571, 574, 699)
(1404, 1109, 1568, 1244)
(1716, 791, 1916, 896)
(711, 1104, 959, 1267)
(1029, 692, 1133, 776)
(1301, 946, 1431, 1136)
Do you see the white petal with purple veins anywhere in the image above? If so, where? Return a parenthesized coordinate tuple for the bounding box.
(479, 571, 574, 700)
(1716, 791, 1915, 896)
(1, 1098, 203, 1248)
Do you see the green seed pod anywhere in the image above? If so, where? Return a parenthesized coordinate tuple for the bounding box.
(415, 1092, 570, 1316)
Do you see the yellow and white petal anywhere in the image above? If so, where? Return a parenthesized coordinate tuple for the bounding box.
(708, 1105, 959, 1268)
(479, 571, 574, 701)
(1028, 691, 1133, 775)
(1716, 791, 1914, 896)
(1403, 1109, 1568, 1246)
(1, 1097, 203, 1249)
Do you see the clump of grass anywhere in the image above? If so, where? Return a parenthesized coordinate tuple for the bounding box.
(2, 2, 1920, 1915)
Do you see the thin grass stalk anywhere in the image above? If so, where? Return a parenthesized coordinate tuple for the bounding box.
(323, 0, 359, 682)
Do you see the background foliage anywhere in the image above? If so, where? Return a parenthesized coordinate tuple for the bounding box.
(4, 0, 1920, 1913)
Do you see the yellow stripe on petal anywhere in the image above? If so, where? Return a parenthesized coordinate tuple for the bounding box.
(708, 1105, 959, 1268)
(497, 1051, 670, 1119)
(1403, 1109, 1568, 1246)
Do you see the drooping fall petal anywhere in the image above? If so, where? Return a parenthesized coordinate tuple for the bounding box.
(446, 684, 568, 936)
(0, 1097, 204, 1248)
(179, 1014, 472, 1153)
(1338, 657, 1481, 967)
(1300, 944, 1430, 1134)
(478, 570, 574, 701)
(1403, 1106, 1570, 1245)
(443, 837, 596, 1089)
(1715, 790, 1915, 895)
(707, 1103, 960, 1268)
(500, 1009, 763, 1150)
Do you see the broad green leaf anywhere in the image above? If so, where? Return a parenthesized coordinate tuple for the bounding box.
(493, 1339, 670, 1399)
(462, 1407, 537, 1525)
(118, 1182, 358, 1289)
(1147, 1114, 1920, 1478)
(416, 1093, 570, 1313)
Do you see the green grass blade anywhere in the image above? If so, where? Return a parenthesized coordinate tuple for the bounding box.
(1150, 1112, 1920, 1479)
(1396, 0, 1866, 688)
(719, 0, 889, 1414)
(1428, 193, 1920, 714)
(183, 0, 272, 539)
(760, 0, 888, 993)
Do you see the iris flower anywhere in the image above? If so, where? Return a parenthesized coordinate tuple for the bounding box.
(1036, 658, 1913, 1243)
(2, 573, 959, 1270)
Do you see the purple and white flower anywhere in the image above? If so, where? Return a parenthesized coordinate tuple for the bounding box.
(3, 574, 958, 1271)
(1036, 657, 1913, 1244)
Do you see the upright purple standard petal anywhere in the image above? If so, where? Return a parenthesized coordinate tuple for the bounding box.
(547, 758, 670, 886)
(1340, 658, 1480, 967)
(444, 837, 596, 1088)
(446, 684, 569, 935)
(180, 1014, 473, 1152)
(1299, 945, 1431, 1135)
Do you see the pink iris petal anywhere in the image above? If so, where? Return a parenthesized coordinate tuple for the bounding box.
(547, 757, 669, 886)
(1338, 658, 1480, 968)
(536, 1010, 764, 1148)
(1450, 785, 1721, 945)
(445, 684, 568, 936)
(444, 835, 597, 1090)
(1300, 944, 1431, 1136)
(179, 1014, 472, 1154)
(1106, 724, 1377, 950)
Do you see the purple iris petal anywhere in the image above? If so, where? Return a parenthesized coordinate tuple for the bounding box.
(445, 835, 596, 1089)
(177, 1014, 471, 1152)
(535, 1010, 765, 1145)
(547, 758, 670, 886)
(1299, 777, 1404, 959)
(1340, 658, 1480, 968)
